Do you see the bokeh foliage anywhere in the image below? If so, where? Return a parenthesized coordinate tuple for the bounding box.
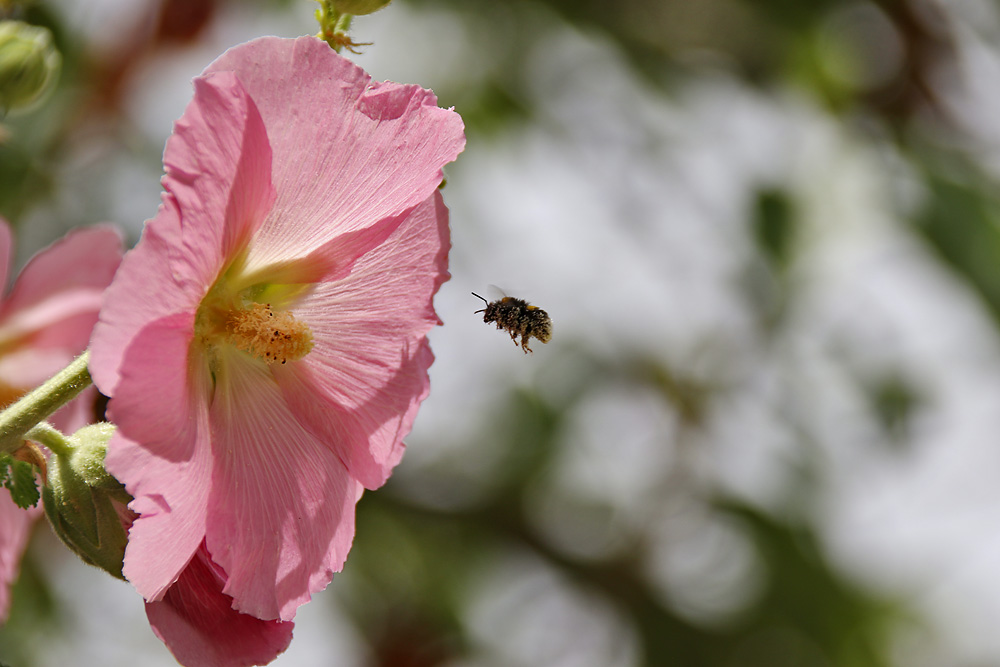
(1, 0, 996, 665)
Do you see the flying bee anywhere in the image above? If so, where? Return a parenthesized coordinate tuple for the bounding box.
(472, 291, 552, 354)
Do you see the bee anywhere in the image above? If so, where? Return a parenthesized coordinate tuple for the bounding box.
(472, 291, 552, 354)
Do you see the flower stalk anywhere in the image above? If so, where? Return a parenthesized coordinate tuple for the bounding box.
(315, 1, 371, 53)
(0, 351, 92, 454)
(25, 421, 75, 458)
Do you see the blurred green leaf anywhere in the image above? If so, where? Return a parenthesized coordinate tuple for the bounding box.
(719, 501, 906, 667)
(753, 188, 796, 270)
(914, 163, 1000, 329)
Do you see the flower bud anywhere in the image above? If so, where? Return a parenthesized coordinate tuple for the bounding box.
(331, 0, 392, 16)
(42, 423, 133, 580)
(0, 20, 61, 113)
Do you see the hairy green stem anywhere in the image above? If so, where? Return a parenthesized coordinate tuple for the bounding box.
(335, 12, 354, 33)
(25, 422, 75, 458)
(0, 351, 91, 454)
(315, 0, 356, 52)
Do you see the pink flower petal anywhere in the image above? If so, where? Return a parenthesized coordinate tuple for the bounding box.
(228, 209, 404, 292)
(0, 226, 121, 368)
(1, 225, 122, 319)
(276, 340, 434, 490)
(204, 37, 465, 271)
(106, 311, 204, 462)
(0, 290, 103, 350)
(0, 346, 77, 395)
(105, 315, 213, 602)
(163, 71, 275, 286)
(145, 544, 293, 667)
(111, 429, 210, 602)
(90, 195, 203, 394)
(205, 348, 362, 621)
(276, 193, 449, 488)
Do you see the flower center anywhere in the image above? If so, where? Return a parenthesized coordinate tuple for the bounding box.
(223, 302, 314, 365)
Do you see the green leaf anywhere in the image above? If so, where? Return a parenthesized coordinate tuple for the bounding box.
(4, 458, 40, 509)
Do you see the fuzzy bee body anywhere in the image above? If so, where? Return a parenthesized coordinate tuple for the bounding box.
(472, 292, 552, 354)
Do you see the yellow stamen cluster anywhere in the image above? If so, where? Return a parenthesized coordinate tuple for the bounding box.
(225, 302, 314, 365)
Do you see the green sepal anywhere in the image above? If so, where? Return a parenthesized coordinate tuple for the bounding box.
(42, 423, 131, 580)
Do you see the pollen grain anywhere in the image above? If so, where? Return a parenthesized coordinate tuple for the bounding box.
(225, 302, 314, 365)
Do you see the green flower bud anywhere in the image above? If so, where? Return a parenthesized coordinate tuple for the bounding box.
(331, 0, 392, 16)
(42, 423, 132, 580)
(0, 21, 61, 114)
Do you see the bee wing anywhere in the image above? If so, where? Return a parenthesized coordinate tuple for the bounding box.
(486, 284, 509, 301)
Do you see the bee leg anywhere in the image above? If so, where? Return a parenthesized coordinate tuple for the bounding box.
(521, 338, 532, 354)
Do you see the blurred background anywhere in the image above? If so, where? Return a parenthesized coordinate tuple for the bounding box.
(4, 0, 1000, 665)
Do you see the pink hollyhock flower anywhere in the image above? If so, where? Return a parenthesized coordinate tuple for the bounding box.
(90, 34, 464, 649)
(0, 220, 123, 623)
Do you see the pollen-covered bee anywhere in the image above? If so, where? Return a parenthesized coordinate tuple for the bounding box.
(472, 292, 552, 354)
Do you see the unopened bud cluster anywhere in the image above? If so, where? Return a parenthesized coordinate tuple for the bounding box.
(0, 20, 60, 113)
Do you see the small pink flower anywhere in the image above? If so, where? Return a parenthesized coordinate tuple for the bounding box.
(90, 33, 464, 643)
(0, 220, 123, 623)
